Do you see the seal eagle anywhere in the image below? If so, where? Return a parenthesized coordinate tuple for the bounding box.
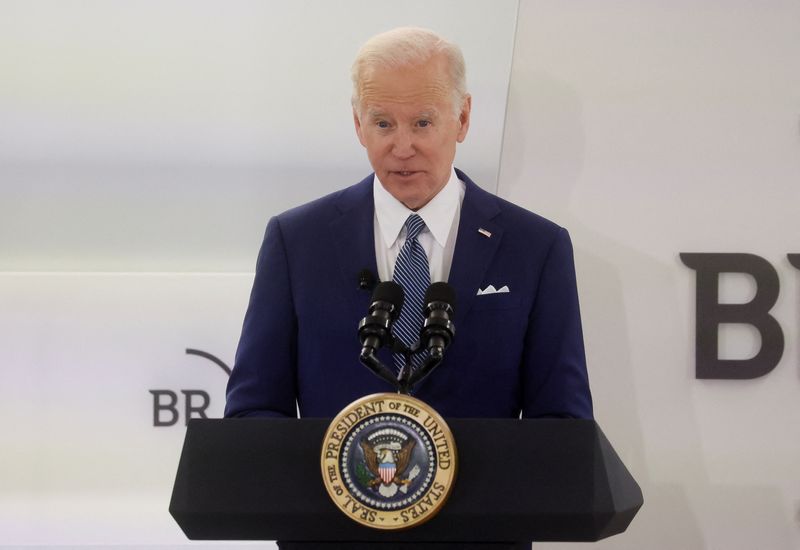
(360, 438, 416, 488)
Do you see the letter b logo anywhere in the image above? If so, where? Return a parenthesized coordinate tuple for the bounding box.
(680, 253, 784, 379)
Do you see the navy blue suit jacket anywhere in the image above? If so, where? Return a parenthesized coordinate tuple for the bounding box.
(225, 169, 592, 419)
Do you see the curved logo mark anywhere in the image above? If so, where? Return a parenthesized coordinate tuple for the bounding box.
(150, 348, 231, 427)
(185, 348, 231, 376)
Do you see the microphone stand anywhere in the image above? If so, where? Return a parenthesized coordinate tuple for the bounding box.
(360, 340, 444, 395)
(397, 349, 414, 394)
(359, 348, 403, 390)
(357, 282, 455, 395)
(404, 347, 444, 391)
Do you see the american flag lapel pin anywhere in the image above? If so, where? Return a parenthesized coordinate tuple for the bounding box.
(478, 228, 492, 238)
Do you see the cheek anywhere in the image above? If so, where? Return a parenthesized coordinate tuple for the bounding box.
(363, 140, 387, 160)
(366, 146, 389, 166)
(430, 131, 457, 155)
(366, 133, 391, 150)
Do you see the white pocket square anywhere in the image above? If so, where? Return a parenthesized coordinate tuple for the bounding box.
(476, 284, 510, 296)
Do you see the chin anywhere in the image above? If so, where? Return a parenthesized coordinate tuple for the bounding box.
(403, 201, 424, 211)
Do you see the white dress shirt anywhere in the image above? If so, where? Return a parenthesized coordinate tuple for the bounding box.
(373, 167, 465, 283)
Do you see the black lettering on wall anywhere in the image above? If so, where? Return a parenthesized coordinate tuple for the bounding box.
(150, 390, 179, 426)
(680, 253, 784, 379)
(181, 390, 211, 425)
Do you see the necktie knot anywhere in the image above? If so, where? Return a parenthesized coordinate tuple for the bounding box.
(404, 214, 426, 241)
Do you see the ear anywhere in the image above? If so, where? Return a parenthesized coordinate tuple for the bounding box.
(353, 108, 367, 147)
(456, 94, 472, 143)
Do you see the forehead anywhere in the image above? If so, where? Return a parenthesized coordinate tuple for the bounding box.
(358, 56, 453, 111)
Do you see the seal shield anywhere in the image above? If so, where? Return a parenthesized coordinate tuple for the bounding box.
(321, 393, 457, 529)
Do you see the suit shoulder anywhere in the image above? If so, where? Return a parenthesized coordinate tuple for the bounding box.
(273, 174, 373, 230)
(496, 194, 563, 235)
(468, 182, 566, 244)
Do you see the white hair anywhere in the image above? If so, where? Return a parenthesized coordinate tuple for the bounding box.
(351, 27, 467, 118)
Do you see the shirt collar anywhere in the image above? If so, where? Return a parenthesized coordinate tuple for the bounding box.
(373, 167, 461, 248)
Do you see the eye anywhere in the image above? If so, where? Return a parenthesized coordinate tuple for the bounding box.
(376, 120, 390, 129)
(417, 120, 431, 128)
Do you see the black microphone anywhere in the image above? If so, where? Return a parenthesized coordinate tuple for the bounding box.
(358, 281, 404, 355)
(420, 282, 456, 355)
(358, 268, 376, 291)
(402, 282, 457, 391)
(358, 282, 404, 390)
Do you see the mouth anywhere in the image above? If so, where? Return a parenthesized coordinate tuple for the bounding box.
(390, 170, 422, 178)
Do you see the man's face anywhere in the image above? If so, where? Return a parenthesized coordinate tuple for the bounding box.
(353, 55, 471, 211)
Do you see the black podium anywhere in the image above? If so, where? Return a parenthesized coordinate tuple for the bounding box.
(170, 418, 642, 543)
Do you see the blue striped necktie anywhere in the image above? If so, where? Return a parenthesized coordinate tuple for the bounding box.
(392, 214, 431, 372)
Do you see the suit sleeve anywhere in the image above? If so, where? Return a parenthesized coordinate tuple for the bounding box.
(224, 216, 298, 418)
(521, 227, 593, 419)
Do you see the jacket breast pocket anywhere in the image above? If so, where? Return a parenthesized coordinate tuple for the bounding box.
(470, 293, 521, 311)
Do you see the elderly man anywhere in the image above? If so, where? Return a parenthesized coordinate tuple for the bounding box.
(225, 27, 591, 421)
(226, 24, 591, 550)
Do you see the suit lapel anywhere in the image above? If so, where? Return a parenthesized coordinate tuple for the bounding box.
(329, 175, 379, 318)
(448, 170, 504, 328)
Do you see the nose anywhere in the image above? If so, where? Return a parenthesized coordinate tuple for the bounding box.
(391, 128, 415, 160)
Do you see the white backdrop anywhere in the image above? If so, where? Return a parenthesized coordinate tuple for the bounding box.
(2, 1, 799, 548)
(0, 0, 518, 547)
(503, 3, 800, 549)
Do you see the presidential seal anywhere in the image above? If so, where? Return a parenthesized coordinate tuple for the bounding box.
(321, 393, 457, 529)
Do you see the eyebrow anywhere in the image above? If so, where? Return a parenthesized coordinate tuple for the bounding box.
(416, 110, 438, 119)
(366, 109, 388, 120)
(366, 108, 440, 120)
